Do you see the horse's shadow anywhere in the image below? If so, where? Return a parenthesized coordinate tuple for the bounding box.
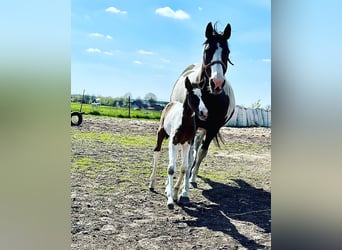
(178, 177, 271, 249)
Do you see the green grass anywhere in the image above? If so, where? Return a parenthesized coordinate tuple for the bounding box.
(72, 131, 156, 148)
(71, 102, 161, 120)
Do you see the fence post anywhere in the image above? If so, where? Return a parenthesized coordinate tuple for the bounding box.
(128, 96, 131, 118)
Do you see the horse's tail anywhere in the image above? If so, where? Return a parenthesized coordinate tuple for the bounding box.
(213, 131, 225, 148)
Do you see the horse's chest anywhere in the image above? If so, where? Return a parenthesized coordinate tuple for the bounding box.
(205, 94, 229, 115)
(172, 123, 196, 145)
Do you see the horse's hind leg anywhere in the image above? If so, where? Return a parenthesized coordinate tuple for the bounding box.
(166, 140, 177, 209)
(149, 128, 167, 191)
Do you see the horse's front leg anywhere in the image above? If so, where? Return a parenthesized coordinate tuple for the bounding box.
(166, 140, 177, 209)
(189, 129, 207, 187)
(190, 128, 218, 187)
(178, 160, 192, 205)
(189, 128, 206, 169)
(174, 143, 190, 204)
(190, 147, 208, 187)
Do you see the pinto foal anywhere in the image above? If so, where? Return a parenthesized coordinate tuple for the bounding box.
(149, 77, 208, 209)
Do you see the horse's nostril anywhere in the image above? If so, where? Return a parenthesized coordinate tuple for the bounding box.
(201, 111, 208, 118)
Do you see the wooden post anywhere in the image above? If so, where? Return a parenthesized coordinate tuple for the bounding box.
(80, 89, 85, 112)
(128, 96, 131, 118)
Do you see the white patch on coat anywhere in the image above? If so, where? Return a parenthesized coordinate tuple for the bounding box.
(163, 102, 183, 137)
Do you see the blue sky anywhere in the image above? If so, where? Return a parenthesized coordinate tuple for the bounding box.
(71, 0, 270, 107)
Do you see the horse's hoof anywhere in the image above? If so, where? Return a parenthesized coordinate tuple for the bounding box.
(149, 187, 154, 192)
(190, 182, 198, 188)
(167, 203, 174, 210)
(178, 196, 190, 205)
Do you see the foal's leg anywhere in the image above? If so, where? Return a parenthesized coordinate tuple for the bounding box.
(149, 128, 166, 191)
(174, 143, 190, 202)
(166, 139, 177, 209)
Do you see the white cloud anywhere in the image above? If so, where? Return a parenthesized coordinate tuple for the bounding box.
(198, 7, 203, 11)
(103, 51, 113, 56)
(133, 60, 143, 65)
(137, 49, 155, 55)
(262, 58, 271, 63)
(105, 6, 127, 14)
(89, 33, 112, 40)
(86, 48, 101, 53)
(155, 6, 190, 20)
(89, 32, 103, 38)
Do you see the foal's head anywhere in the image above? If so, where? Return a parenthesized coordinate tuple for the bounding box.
(185, 77, 208, 121)
(202, 22, 233, 94)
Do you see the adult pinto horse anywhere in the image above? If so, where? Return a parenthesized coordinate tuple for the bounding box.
(170, 22, 235, 203)
(149, 77, 208, 209)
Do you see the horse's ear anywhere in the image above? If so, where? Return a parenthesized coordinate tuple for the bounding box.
(223, 23, 231, 40)
(185, 77, 192, 91)
(205, 22, 214, 39)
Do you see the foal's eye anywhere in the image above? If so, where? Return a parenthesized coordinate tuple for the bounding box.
(193, 97, 200, 106)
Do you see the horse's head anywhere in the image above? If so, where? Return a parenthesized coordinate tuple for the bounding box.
(185, 77, 208, 121)
(202, 22, 233, 95)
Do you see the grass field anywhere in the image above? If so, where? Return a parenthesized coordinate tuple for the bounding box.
(71, 102, 161, 120)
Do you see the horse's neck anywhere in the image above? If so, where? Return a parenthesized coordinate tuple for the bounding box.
(182, 99, 193, 117)
(181, 98, 195, 124)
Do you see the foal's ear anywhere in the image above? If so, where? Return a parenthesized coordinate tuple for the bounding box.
(205, 22, 214, 39)
(223, 23, 231, 40)
(185, 77, 192, 91)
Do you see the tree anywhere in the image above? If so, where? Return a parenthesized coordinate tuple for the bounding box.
(250, 99, 262, 109)
(144, 92, 157, 106)
(264, 105, 271, 111)
(132, 97, 144, 109)
(101, 96, 114, 106)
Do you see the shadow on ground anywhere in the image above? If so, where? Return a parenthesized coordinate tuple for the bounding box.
(179, 178, 271, 249)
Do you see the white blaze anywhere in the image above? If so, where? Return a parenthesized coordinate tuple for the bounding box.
(193, 88, 208, 118)
(210, 43, 225, 88)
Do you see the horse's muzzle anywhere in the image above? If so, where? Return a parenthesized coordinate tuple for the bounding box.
(199, 110, 208, 121)
(210, 79, 225, 94)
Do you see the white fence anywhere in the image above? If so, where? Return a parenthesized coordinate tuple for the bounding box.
(226, 105, 271, 128)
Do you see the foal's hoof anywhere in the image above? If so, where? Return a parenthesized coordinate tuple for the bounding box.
(149, 187, 154, 192)
(167, 203, 174, 210)
(190, 182, 198, 188)
(178, 196, 190, 205)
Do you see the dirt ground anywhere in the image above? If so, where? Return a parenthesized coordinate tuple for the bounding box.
(71, 116, 271, 249)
